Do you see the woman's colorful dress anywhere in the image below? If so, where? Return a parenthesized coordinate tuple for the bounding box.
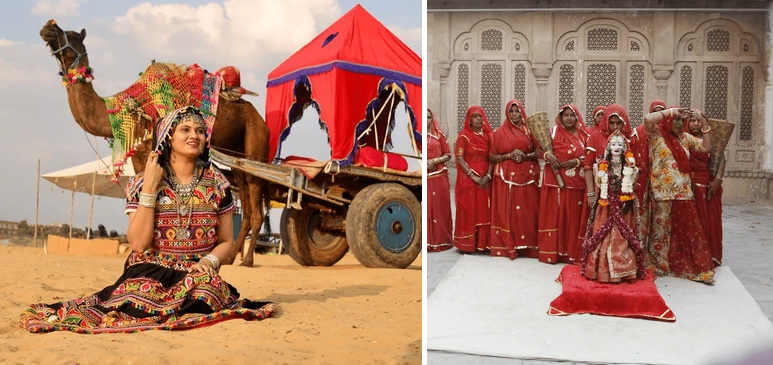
(20, 167, 275, 333)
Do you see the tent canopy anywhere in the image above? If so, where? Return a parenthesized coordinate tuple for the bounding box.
(42, 156, 134, 199)
(266, 4, 422, 164)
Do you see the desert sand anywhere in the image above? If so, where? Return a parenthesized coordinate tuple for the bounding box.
(0, 245, 421, 364)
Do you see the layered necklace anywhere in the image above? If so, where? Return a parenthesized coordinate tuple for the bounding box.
(166, 163, 202, 240)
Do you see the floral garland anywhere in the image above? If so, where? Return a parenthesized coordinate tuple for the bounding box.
(595, 151, 636, 206)
(59, 66, 94, 86)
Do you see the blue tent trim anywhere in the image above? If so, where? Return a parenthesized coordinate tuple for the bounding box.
(341, 78, 420, 167)
(274, 76, 326, 163)
(267, 61, 421, 88)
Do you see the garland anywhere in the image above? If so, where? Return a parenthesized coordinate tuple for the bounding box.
(596, 151, 636, 206)
(59, 66, 94, 86)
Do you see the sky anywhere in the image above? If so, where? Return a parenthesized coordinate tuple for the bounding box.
(0, 0, 422, 234)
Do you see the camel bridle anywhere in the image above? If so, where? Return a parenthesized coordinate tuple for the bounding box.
(49, 25, 87, 73)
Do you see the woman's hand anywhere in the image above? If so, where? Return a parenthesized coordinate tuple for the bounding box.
(707, 179, 721, 200)
(561, 158, 580, 169)
(427, 158, 437, 171)
(587, 193, 597, 208)
(544, 152, 561, 170)
(143, 152, 164, 194)
(479, 174, 491, 189)
(189, 261, 217, 276)
(511, 149, 526, 163)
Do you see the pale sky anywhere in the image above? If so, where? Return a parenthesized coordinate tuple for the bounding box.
(0, 0, 422, 234)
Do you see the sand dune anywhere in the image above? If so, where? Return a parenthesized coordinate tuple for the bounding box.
(0, 245, 421, 364)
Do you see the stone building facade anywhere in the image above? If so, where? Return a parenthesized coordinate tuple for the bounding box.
(428, 1, 773, 200)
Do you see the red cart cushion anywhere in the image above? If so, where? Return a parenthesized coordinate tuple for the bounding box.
(355, 146, 409, 171)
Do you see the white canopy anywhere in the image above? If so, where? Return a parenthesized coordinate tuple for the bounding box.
(42, 156, 134, 199)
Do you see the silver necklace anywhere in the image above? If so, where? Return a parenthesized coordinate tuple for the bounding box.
(167, 164, 201, 239)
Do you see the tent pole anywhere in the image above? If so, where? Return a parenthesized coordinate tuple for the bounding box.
(87, 171, 96, 239)
(69, 181, 76, 249)
(34, 159, 40, 248)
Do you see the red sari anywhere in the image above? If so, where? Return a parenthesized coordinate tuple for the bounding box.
(538, 104, 590, 264)
(427, 110, 453, 252)
(454, 106, 493, 252)
(686, 125, 723, 266)
(489, 100, 541, 259)
(579, 104, 634, 250)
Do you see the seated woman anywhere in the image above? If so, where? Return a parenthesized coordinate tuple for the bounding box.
(582, 131, 647, 282)
(21, 106, 275, 333)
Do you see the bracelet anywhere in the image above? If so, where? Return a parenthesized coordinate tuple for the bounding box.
(587, 192, 596, 197)
(670, 108, 674, 118)
(701, 126, 711, 134)
(466, 169, 473, 176)
(138, 193, 155, 208)
(203, 254, 220, 271)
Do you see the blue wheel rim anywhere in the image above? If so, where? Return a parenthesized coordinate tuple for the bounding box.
(375, 201, 415, 253)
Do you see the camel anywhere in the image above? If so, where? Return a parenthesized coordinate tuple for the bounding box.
(39, 20, 269, 267)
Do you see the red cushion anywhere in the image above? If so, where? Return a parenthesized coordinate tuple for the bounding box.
(355, 146, 408, 171)
(548, 265, 676, 322)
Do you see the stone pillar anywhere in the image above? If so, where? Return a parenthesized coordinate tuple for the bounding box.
(533, 67, 552, 112)
(531, 12, 554, 112)
(764, 4, 773, 173)
(438, 65, 452, 136)
(652, 12, 676, 103)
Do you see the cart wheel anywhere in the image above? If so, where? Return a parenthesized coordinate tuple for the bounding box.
(280, 207, 349, 266)
(346, 183, 421, 268)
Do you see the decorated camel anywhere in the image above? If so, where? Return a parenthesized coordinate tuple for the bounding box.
(39, 20, 269, 267)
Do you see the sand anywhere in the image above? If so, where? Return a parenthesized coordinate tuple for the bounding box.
(0, 245, 421, 364)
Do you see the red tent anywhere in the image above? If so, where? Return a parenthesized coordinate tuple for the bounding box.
(265, 4, 422, 165)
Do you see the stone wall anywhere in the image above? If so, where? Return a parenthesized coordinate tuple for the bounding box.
(428, 6, 773, 201)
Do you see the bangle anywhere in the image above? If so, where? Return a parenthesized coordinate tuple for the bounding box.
(670, 108, 674, 118)
(587, 192, 596, 197)
(701, 126, 711, 134)
(203, 254, 220, 271)
(138, 193, 155, 208)
(466, 169, 473, 176)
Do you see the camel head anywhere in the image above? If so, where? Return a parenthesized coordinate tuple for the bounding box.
(39, 20, 89, 72)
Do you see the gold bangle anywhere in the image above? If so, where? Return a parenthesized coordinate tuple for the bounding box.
(701, 126, 711, 134)
(670, 108, 674, 118)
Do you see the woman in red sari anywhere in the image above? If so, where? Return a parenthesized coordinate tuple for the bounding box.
(427, 109, 454, 252)
(488, 100, 542, 259)
(642, 106, 715, 282)
(538, 104, 591, 264)
(579, 104, 632, 250)
(586, 105, 606, 135)
(685, 109, 724, 266)
(454, 106, 494, 253)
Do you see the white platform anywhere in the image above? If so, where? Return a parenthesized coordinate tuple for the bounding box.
(427, 255, 773, 365)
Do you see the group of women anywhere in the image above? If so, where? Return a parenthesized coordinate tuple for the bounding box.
(427, 100, 725, 284)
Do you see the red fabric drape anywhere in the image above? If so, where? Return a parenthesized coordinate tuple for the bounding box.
(657, 105, 691, 173)
(454, 106, 492, 252)
(489, 100, 540, 259)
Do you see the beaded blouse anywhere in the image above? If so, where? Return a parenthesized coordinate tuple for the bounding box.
(124, 166, 235, 271)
